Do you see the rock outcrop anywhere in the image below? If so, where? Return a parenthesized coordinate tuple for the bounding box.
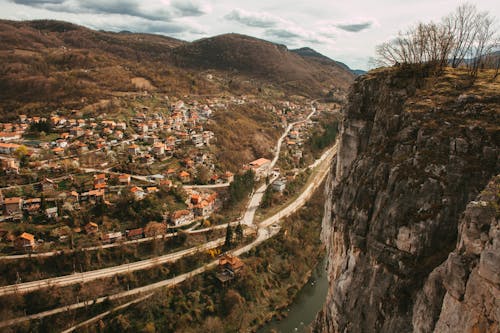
(315, 67, 499, 332)
(413, 177, 499, 333)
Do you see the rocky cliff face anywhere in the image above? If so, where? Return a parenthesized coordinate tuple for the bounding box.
(315, 67, 499, 332)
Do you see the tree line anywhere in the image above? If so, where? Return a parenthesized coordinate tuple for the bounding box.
(374, 3, 499, 79)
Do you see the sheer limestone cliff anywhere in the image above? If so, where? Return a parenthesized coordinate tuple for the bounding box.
(315, 67, 499, 332)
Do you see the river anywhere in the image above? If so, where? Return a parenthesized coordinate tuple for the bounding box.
(257, 258, 328, 333)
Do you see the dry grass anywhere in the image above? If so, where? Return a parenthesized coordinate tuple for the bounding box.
(402, 67, 500, 133)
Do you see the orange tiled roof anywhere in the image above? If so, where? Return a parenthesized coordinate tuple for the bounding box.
(4, 197, 22, 204)
(130, 186, 143, 193)
(249, 158, 271, 167)
(19, 232, 35, 242)
(172, 210, 190, 219)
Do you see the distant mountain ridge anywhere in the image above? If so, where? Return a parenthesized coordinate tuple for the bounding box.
(173, 34, 354, 95)
(291, 47, 366, 76)
(0, 19, 355, 117)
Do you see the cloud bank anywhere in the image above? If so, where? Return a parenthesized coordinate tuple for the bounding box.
(10, 0, 210, 21)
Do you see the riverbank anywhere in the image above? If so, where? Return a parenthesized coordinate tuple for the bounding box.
(257, 257, 328, 333)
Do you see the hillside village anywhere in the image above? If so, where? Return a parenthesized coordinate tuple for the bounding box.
(0, 93, 337, 254)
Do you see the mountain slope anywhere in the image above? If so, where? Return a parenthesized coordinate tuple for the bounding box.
(173, 34, 354, 95)
(0, 20, 354, 119)
(292, 47, 366, 76)
(0, 19, 192, 118)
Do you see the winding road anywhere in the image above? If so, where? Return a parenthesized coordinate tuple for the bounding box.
(0, 102, 337, 329)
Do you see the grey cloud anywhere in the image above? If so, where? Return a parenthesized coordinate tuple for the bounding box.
(335, 22, 373, 32)
(10, 0, 208, 21)
(12, 0, 64, 4)
(171, 0, 208, 17)
(224, 9, 280, 28)
(83, 17, 201, 37)
(265, 28, 301, 39)
(265, 28, 323, 45)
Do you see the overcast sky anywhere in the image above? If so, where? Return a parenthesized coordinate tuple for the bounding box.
(1, 0, 499, 70)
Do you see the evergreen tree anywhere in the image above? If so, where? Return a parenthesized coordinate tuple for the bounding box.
(224, 224, 233, 249)
(235, 223, 243, 243)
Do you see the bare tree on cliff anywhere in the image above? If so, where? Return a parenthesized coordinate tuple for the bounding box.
(445, 3, 483, 68)
(374, 22, 454, 70)
(374, 3, 498, 79)
(467, 15, 496, 79)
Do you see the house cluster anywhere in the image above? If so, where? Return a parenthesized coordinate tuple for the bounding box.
(0, 188, 59, 219)
(168, 190, 219, 227)
(0, 98, 218, 173)
(285, 121, 314, 162)
(125, 100, 215, 165)
(272, 100, 311, 123)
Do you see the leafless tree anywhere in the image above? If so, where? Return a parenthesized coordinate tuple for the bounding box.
(374, 2, 498, 79)
(374, 22, 453, 70)
(445, 3, 482, 68)
(467, 14, 496, 78)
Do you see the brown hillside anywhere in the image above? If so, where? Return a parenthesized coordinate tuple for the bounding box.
(173, 33, 354, 96)
(0, 20, 354, 119)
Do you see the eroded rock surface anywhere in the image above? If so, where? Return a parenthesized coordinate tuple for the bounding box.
(315, 68, 499, 333)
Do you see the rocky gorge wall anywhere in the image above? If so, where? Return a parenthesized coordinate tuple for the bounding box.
(314, 67, 499, 332)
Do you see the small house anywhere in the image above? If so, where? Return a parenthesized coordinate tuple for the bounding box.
(93, 173, 107, 186)
(272, 180, 287, 192)
(22, 198, 41, 214)
(118, 174, 131, 185)
(146, 187, 159, 194)
(179, 171, 190, 183)
(130, 186, 145, 200)
(4, 197, 22, 215)
(15, 232, 36, 251)
(101, 231, 122, 243)
(215, 254, 244, 284)
(127, 144, 140, 155)
(45, 207, 58, 218)
(152, 142, 165, 156)
(249, 158, 271, 178)
(222, 171, 234, 183)
(170, 210, 193, 226)
(84, 222, 99, 235)
(126, 228, 144, 240)
(160, 179, 173, 189)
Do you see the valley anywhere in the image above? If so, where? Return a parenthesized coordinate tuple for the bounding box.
(0, 2, 499, 331)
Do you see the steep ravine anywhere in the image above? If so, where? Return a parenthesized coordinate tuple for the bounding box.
(314, 67, 499, 332)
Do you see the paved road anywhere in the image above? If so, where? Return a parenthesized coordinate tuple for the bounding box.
(0, 143, 334, 294)
(0, 102, 334, 328)
(0, 238, 226, 296)
(260, 144, 336, 230)
(59, 293, 154, 333)
(270, 104, 316, 172)
(240, 174, 277, 227)
(0, 140, 336, 329)
(0, 220, 242, 261)
(183, 183, 230, 189)
(242, 103, 317, 228)
(0, 291, 154, 330)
